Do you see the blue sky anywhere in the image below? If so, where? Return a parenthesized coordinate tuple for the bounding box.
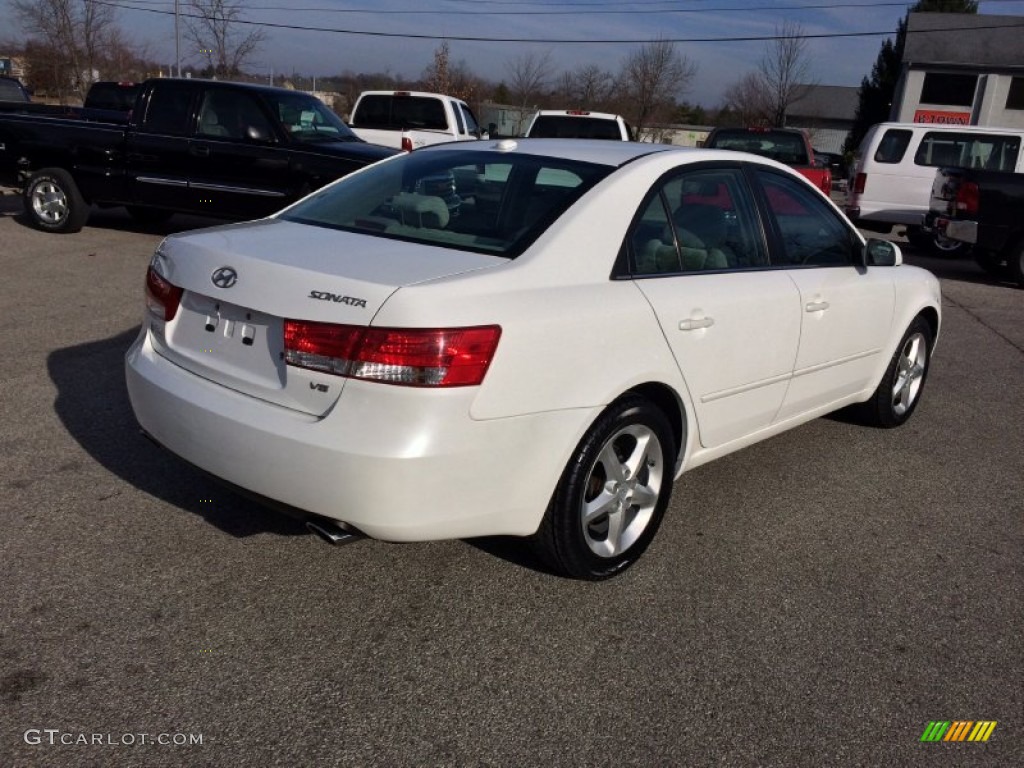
(8, 0, 1024, 105)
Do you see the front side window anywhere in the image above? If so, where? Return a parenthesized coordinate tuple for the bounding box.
(279, 150, 612, 258)
(914, 132, 1020, 170)
(629, 167, 767, 276)
(755, 169, 857, 267)
(197, 89, 273, 141)
(461, 104, 481, 136)
(873, 129, 912, 163)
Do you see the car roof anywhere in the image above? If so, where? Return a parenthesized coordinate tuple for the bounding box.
(416, 138, 782, 169)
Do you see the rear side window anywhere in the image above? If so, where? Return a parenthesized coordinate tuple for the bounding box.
(140, 83, 195, 136)
(351, 95, 448, 131)
(629, 167, 767, 275)
(914, 132, 1021, 171)
(873, 129, 912, 163)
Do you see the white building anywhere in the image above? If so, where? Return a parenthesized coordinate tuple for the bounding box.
(891, 12, 1024, 129)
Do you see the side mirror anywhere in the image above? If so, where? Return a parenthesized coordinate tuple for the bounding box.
(247, 124, 273, 143)
(864, 238, 902, 267)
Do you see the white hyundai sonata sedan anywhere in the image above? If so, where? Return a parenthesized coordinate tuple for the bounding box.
(126, 139, 941, 579)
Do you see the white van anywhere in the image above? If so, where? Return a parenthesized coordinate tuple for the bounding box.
(847, 121, 1024, 254)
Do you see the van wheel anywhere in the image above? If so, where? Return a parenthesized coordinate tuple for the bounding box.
(532, 396, 676, 580)
(24, 168, 89, 233)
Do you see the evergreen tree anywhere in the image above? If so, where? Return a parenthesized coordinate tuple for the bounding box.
(845, 0, 979, 153)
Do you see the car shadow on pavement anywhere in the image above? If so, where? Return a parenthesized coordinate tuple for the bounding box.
(47, 328, 307, 539)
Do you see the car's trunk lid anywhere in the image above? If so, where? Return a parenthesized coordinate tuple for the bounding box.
(152, 218, 503, 416)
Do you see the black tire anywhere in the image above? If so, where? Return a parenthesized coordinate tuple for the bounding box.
(23, 167, 88, 233)
(532, 395, 677, 580)
(126, 206, 174, 227)
(905, 226, 931, 251)
(930, 230, 971, 258)
(974, 249, 1007, 280)
(858, 317, 933, 428)
(1009, 240, 1024, 288)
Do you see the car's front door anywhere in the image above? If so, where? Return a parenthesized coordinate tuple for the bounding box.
(751, 168, 895, 420)
(188, 87, 292, 219)
(630, 166, 802, 449)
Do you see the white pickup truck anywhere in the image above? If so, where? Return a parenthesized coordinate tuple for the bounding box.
(348, 91, 485, 150)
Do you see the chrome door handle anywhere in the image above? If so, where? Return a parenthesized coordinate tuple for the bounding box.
(805, 300, 830, 312)
(679, 317, 714, 331)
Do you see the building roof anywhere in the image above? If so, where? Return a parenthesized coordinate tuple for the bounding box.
(787, 85, 859, 121)
(904, 12, 1024, 69)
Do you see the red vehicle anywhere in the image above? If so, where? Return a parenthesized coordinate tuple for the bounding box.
(704, 127, 833, 196)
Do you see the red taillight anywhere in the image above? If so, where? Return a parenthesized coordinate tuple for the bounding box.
(283, 322, 501, 387)
(566, 110, 591, 116)
(853, 172, 866, 195)
(401, 132, 413, 152)
(955, 181, 980, 215)
(145, 266, 183, 322)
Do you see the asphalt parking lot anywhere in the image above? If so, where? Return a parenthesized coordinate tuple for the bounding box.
(1, 194, 1021, 768)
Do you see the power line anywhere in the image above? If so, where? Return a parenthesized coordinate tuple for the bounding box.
(88, 0, 1024, 44)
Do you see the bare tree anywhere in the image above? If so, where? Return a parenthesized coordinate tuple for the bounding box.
(186, 0, 265, 78)
(506, 49, 553, 134)
(618, 37, 697, 140)
(760, 20, 813, 127)
(720, 72, 773, 126)
(12, 0, 116, 101)
(422, 41, 480, 103)
(562, 64, 614, 110)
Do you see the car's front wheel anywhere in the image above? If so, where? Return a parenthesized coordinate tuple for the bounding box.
(859, 317, 933, 428)
(533, 396, 676, 580)
(24, 167, 89, 233)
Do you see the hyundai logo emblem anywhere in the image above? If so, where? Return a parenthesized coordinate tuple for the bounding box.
(211, 267, 238, 288)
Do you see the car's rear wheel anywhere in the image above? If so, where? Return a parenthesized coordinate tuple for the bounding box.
(859, 317, 933, 428)
(24, 167, 88, 233)
(533, 395, 676, 580)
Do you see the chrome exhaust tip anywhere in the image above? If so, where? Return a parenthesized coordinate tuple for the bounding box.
(305, 519, 362, 546)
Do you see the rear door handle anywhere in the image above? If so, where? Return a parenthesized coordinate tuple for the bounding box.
(191, 144, 210, 157)
(805, 300, 830, 312)
(679, 317, 714, 331)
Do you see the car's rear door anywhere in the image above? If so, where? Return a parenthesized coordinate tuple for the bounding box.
(125, 80, 199, 210)
(630, 165, 802, 449)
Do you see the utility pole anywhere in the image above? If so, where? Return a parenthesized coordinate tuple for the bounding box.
(174, 0, 181, 77)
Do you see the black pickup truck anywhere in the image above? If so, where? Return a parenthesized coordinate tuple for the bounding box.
(928, 166, 1024, 287)
(0, 78, 398, 233)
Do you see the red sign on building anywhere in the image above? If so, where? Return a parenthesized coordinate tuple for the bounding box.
(914, 110, 971, 125)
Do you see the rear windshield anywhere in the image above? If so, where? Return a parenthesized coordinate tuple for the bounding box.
(85, 83, 140, 111)
(279, 150, 613, 258)
(529, 116, 625, 140)
(0, 78, 28, 102)
(913, 131, 1021, 171)
(707, 130, 809, 165)
(352, 95, 449, 131)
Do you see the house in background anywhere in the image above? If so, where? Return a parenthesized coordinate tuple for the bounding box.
(785, 85, 860, 154)
(891, 12, 1024, 129)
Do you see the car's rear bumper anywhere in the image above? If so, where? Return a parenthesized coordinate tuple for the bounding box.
(125, 327, 593, 541)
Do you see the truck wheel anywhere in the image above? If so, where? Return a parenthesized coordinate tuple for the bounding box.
(126, 206, 174, 228)
(930, 231, 970, 258)
(1010, 240, 1024, 288)
(973, 249, 1007, 279)
(24, 168, 89, 233)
